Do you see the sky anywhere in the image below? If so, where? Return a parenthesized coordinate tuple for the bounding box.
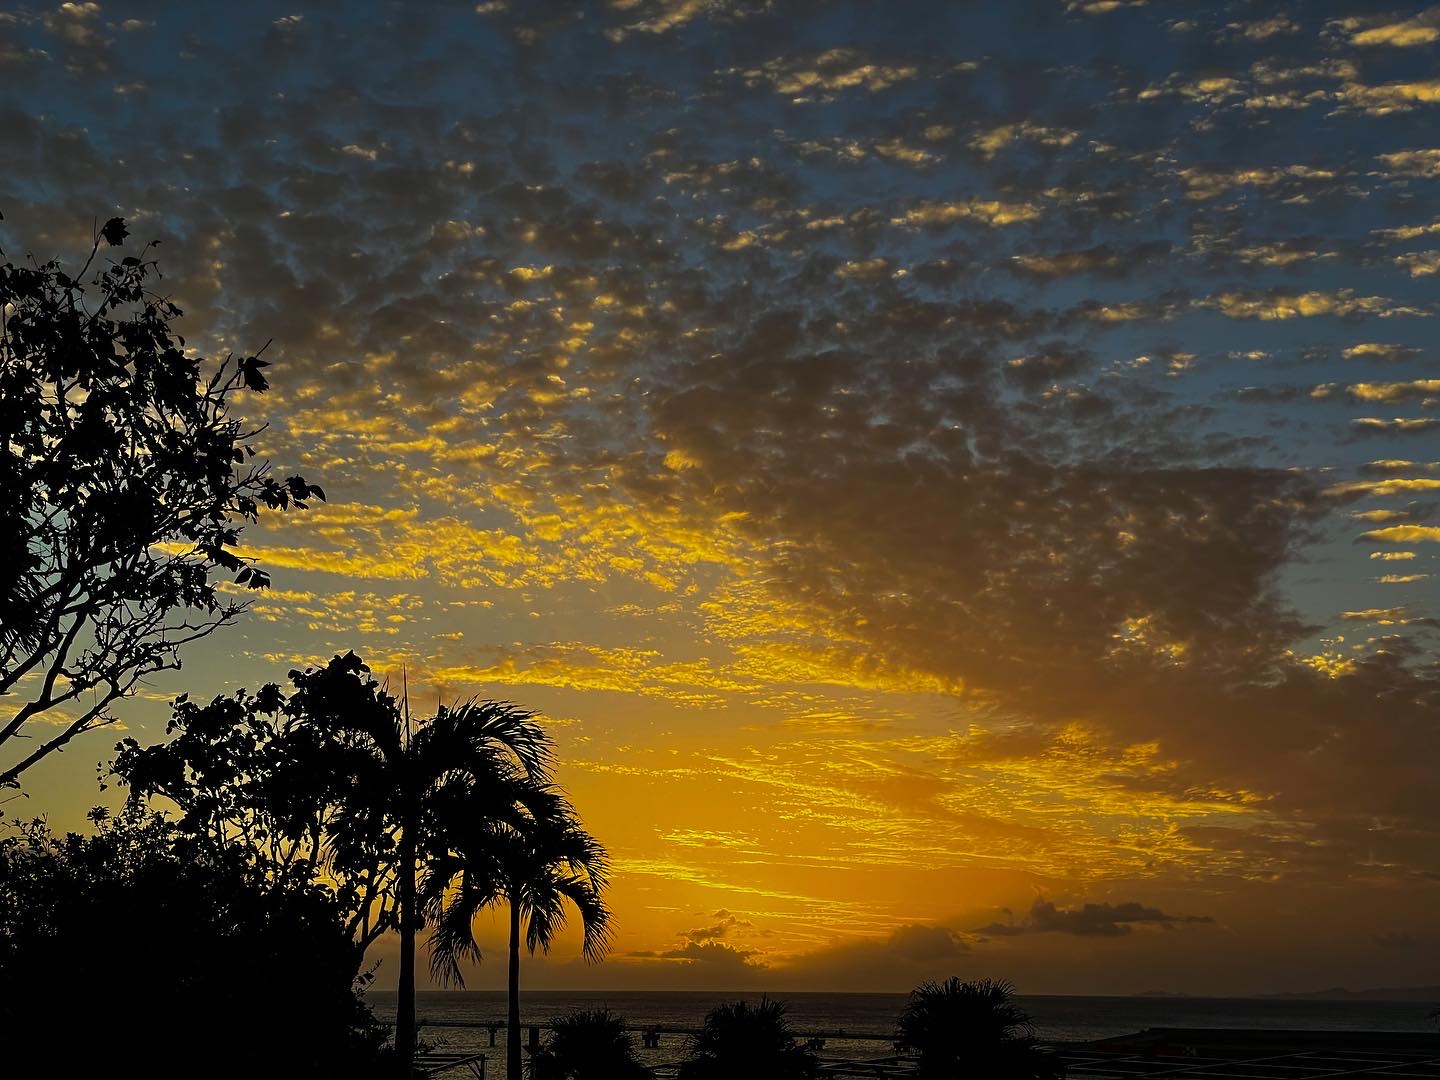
(3, 0, 1440, 997)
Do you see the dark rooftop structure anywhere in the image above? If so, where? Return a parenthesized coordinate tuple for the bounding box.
(1055, 1028, 1440, 1080)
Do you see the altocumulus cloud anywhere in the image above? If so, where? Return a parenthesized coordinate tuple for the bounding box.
(5, 0, 1440, 991)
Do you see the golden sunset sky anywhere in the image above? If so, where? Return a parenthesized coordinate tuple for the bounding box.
(5, 0, 1440, 995)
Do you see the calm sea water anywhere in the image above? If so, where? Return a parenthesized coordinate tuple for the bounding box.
(366, 990, 1440, 1068)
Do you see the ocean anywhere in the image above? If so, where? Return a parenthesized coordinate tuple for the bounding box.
(366, 990, 1440, 1068)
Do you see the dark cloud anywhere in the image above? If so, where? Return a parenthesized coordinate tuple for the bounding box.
(973, 899, 1214, 939)
(1008, 242, 1172, 280)
(1233, 385, 1309, 403)
(682, 910, 756, 942)
(1352, 418, 1440, 436)
(777, 923, 970, 987)
(1003, 344, 1096, 391)
(888, 923, 970, 959)
(633, 940, 765, 970)
(627, 908, 767, 970)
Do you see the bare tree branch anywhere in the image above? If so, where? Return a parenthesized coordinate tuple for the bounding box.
(0, 217, 322, 787)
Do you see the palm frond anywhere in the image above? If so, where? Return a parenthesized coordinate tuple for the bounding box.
(425, 866, 502, 986)
(524, 885, 569, 954)
(556, 873, 613, 963)
(419, 699, 554, 784)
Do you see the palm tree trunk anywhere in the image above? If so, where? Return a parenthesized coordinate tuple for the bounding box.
(508, 893, 522, 1080)
(396, 812, 417, 1077)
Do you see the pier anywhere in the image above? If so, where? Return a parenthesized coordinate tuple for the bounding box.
(422, 1017, 897, 1050)
(419, 1019, 907, 1077)
(415, 1025, 1440, 1080)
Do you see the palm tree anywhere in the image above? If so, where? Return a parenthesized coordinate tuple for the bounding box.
(895, 977, 1064, 1080)
(529, 1010, 649, 1080)
(285, 653, 553, 1078)
(678, 997, 818, 1080)
(423, 785, 611, 1080)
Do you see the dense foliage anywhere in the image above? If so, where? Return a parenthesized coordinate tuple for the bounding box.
(0, 218, 320, 788)
(530, 1010, 649, 1080)
(895, 977, 1064, 1080)
(678, 997, 819, 1080)
(110, 657, 407, 960)
(112, 650, 558, 1074)
(0, 807, 388, 1077)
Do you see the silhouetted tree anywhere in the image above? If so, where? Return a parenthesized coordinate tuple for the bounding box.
(424, 787, 611, 1080)
(0, 805, 388, 1077)
(530, 1010, 649, 1080)
(895, 977, 1064, 1080)
(678, 997, 818, 1080)
(0, 216, 321, 789)
(112, 673, 401, 965)
(112, 652, 552, 1079)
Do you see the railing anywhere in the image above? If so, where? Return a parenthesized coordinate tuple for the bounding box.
(417, 1021, 915, 1077)
(422, 1018, 897, 1048)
